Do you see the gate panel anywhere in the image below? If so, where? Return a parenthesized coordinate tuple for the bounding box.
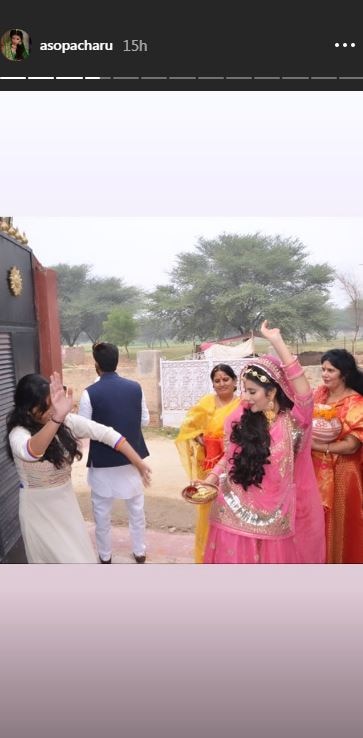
(0, 333, 22, 559)
(0, 231, 39, 562)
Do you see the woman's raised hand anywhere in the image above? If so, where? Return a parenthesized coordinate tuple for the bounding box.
(260, 320, 282, 343)
(49, 372, 74, 421)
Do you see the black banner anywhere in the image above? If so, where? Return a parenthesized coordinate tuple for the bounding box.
(1, 6, 362, 89)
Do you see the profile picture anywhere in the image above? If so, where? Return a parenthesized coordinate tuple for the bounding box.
(1, 28, 31, 61)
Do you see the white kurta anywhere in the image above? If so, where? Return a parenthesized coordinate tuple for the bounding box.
(9, 414, 122, 564)
(78, 387, 150, 500)
(78, 384, 149, 559)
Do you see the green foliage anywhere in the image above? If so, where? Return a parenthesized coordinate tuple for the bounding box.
(51, 264, 90, 346)
(137, 286, 179, 346)
(102, 308, 137, 356)
(51, 264, 143, 346)
(147, 233, 335, 342)
(335, 273, 363, 354)
(51, 232, 337, 348)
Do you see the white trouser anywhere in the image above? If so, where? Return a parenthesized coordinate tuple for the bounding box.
(91, 491, 146, 560)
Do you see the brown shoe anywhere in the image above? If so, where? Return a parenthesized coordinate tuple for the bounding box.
(99, 555, 112, 564)
(133, 553, 146, 564)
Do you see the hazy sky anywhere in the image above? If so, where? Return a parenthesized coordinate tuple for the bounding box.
(14, 215, 363, 307)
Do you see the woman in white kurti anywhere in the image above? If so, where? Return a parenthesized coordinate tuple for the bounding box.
(7, 372, 151, 564)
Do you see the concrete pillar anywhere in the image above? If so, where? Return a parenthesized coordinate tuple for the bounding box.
(136, 350, 162, 427)
(32, 256, 62, 379)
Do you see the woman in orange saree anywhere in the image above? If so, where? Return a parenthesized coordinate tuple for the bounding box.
(175, 364, 240, 562)
(311, 349, 363, 563)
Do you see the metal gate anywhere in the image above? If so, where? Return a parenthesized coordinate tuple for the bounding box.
(0, 334, 21, 560)
(0, 231, 39, 562)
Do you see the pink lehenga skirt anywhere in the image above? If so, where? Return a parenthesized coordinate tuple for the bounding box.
(204, 524, 299, 564)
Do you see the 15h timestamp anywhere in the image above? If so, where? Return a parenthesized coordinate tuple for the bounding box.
(123, 39, 149, 52)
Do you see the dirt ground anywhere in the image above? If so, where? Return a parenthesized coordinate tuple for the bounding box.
(72, 437, 196, 533)
(65, 355, 196, 532)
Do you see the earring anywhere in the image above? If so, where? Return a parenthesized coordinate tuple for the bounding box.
(264, 400, 276, 425)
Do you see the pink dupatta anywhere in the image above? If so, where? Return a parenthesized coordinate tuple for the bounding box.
(207, 357, 325, 563)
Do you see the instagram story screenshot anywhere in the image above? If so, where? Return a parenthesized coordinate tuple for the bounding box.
(1, 5, 363, 738)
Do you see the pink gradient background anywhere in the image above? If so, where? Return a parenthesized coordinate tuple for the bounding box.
(1, 566, 363, 737)
(1, 90, 363, 735)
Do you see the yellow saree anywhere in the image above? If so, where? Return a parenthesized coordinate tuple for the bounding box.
(175, 393, 240, 562)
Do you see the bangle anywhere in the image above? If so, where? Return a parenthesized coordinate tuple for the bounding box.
(27, 439, 44, 459)
(50, 416, 63, 424)
(281, 356, 298, 368)
(282, 357, 305, 380)
(115, 436, 126, 450)
(325, 445, 330, 455)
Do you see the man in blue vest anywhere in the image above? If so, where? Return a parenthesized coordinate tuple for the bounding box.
(78, 342, 150, 564)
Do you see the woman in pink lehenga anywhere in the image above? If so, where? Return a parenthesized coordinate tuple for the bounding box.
(203, 321, 325, 564)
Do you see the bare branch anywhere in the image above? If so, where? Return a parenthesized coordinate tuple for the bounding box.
(336, 272, 363, 354)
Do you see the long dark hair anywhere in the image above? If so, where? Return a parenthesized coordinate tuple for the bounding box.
(229, 368, 293, 490)
(10, 29, 26, 60)
(321, 349, 363, 395)
(6, 374, 82, 468)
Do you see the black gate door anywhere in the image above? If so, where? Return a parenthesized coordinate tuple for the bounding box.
(0, 232, 39, 562)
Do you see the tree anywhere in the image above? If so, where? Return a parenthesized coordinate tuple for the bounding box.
(336, 272, 363, 354)
(80, 276, 142, 343)
(329, 307, 352, 334)
(51, 264, 143, 346)
(137, 285, 178, 347)
(164, 233, 335, 342)
(102, 308, 137, 357)
(51, 264, 91, 346)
